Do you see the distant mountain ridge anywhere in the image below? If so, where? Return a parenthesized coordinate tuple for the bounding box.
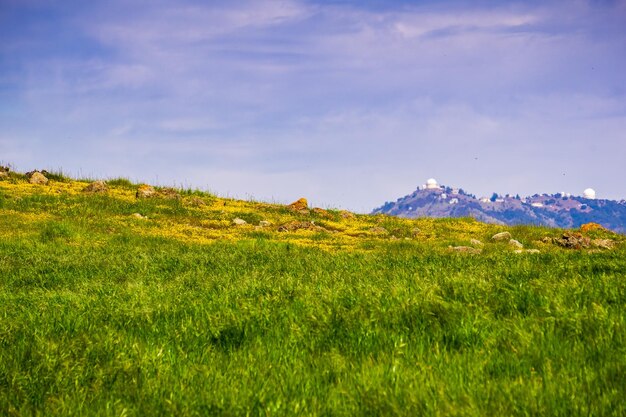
(372, 180, 626, 234)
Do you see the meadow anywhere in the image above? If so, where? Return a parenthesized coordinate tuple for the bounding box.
(1, 172, 625, 416)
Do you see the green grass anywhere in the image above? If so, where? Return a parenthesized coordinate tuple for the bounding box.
(0, 177, 625, 416)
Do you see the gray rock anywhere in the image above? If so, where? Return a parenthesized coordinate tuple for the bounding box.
(592, 239, 615, 250)
(136, 185, 156, 199)
(492, 231, 512, 241)
(29, 172, 48, 185)
(340, 210, 355, 219)
(83, 180, 108, 193)
(509, 239, 524, 249)
(259, 220, 272, 227)
(470, 238, 484, 247)
(514, 249, 540, 254)
(233, 218, 247, 226)
(131, 213, 147, 220)
(159, 188, 181, 200)
(450, 246, 482, 254)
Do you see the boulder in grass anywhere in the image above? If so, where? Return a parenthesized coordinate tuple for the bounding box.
(450, 246, 482, 254)
(82, 180, 108, 193)
(514, 249, 540, 254)
(470, 238, 483, 247)
(159, 187, 181, 200)
(136, 185, 156, 199)
(288, 198, 308, 212)
(28, 171, 48, 185)
(0, 166, 9, 179)
(259, 220, 272, 227)
(340, 210, 355, 220)
(491, 231, 512, 241)
(591, 239, 615, 250)
(509, 239, 524, 249)
(233, 218, 247, 226)
(580, 222, 607, 233)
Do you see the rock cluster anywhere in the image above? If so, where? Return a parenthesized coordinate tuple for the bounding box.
(284, 198, 357, 221)
(550, 232, 591, 249)
(136, 186, 181, 200)
(542, 232, 616, 250)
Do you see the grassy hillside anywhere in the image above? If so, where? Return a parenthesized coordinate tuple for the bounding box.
(1, 172, 625, 416)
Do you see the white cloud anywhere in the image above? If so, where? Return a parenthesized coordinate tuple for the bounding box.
(393, 10, 539, 39)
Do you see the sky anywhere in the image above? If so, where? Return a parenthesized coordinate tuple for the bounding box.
(1, 0, 625, 212)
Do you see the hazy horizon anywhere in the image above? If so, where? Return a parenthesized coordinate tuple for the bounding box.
(2, 0, 625, 212)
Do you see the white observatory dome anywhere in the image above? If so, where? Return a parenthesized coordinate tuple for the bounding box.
(583, 188, 596, 200)
(425, 178, 439, 189)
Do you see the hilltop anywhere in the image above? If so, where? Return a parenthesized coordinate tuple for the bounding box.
(2, 168, 622, 251)
(1, 168, 626, 416)
(373, 178, 626, 234)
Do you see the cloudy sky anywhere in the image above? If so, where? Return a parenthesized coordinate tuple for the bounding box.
(1, 0, 625, 211)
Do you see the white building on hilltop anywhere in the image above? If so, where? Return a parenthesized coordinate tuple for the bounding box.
(425, 178, 440, 190)
(583, 188, 596, 200)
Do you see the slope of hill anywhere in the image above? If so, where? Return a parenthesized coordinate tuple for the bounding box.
(373, 183, 626, 234)
(1, 169, 626, 416)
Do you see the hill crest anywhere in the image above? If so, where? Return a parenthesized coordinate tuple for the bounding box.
(372, 181, 626, 234)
